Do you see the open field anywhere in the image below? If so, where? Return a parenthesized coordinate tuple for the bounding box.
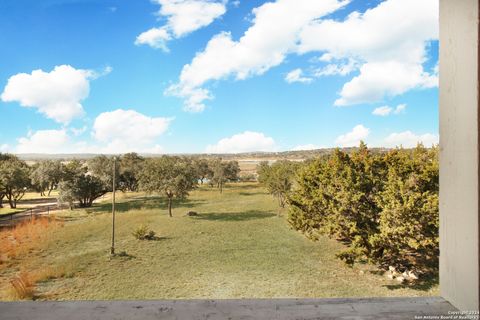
(0, 183, 438, 300)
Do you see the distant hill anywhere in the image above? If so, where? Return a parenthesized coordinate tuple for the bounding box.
(15, 147, 394, 161)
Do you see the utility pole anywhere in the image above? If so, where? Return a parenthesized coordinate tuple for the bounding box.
(110, 156, 116, 256)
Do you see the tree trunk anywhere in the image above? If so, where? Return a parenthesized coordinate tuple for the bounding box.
(8, 197, 16, 209)
(48, 184, 54, 196)
(220, 181, 223, 194)
(168, 197, 173, 217)
(0, 194, 3, 208)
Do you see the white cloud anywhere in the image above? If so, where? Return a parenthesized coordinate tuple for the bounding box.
(292, 144, 322, 151)
(285, 68, 312, 84)
(92, 109, 172, 154)
(70, 126, 88, 136)
(165, 84, 212, 112)
(314, 59, 357, 77)
(372, 103, 406, 116)
(335, 124, 370, 147)
(15, 129, 70, 154)
(168, 0, 349, 111)
(384, 131, 438, 148)
(136, 0, 227, 51)
(372, 105, 392, 116)
(135, 27, 172, 51)
(1, 65, 97, 124)
(334, 61, 436, 106)
(394, 103, 406, 114)
(205, 131, 276, 153)
(298, 0, 438, 106)
(0, 144, 9, 152)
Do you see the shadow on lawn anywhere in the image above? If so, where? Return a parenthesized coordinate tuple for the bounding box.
(87, 197, 205, 214)
(191, 210, 276, 222)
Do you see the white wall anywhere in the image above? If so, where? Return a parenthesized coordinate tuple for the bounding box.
(440, 0, 479, 311)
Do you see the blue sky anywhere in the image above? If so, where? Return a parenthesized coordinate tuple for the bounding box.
(0, 0, 439, 154)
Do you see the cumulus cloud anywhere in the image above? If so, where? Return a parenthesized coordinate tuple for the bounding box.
(334, 61, 436, 106)
(285, 69, 312, 84)
(313, 59, 357, 77)
(1, 65, 99, 124)
(298, 0, 438, 106)
(135, 27, 172, 51)
(166, 0, 438, 111)
(92, 109, 172, 154)
(372, 105, 392, 116)
(372, 103, 406, 116)
(335, 124, 370, 147)
(394, 103, 406, 114)
(168, 0, 349, 111)
(291, 144, 322, 151)
(135, 0, 227, 51)
(15, 129, 71, 154)
(0, 144, 9, 152)
(384, 131, 438, 148)
(205, 131, 276, 153)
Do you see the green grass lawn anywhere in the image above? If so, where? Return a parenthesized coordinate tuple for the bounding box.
(0, 207, 25, 216)
(0, 183, 438, 300)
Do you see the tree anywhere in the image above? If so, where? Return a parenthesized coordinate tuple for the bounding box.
(119, 153, 144, 191)
(0, 154, 31, 208)
(369, 144, 439, 271)
(286, 142, 439, 273)
(30, 160, 64, 196)
(209, 159, 240, 193)
(58, 159, 110, 209)
(0, 154, 9, 208)
(58, 174, 108, 209)
(224, 161, 240, 182)
(87, 155, 119, 190)
(139, 156, 198, 217)
(193, 158, 212, 184)
(210, 158, 226, 193)
(258, 160, 298, 208)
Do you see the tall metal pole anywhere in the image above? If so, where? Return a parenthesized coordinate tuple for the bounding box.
(110, 156, 116, 255)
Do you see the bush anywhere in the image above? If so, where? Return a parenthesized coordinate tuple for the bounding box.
(132, 225, 157, 240)
(287, 143, 439, 273)
(239, 173, 257, 182)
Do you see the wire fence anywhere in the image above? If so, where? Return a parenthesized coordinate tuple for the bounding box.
(0, 204, 64, 228)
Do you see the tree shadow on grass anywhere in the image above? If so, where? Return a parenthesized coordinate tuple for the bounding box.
(190, 210, 276, 222)
(237, 191, 266, 196)
(86, 197, 206, 214)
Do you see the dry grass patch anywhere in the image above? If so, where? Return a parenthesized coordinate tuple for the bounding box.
(0, 217, 63, 266)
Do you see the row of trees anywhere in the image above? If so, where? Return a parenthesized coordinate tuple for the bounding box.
(0, 153, 241, 216)
(258, 143, 439, 273)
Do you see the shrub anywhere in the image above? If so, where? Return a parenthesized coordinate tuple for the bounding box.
(369, 146, 439, 271)
(287, 142, 439, 273)
(132, 225, 157, 240)
(239, 173, 257, 182)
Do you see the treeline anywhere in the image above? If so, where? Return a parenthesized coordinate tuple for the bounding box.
(258, 143, 439, 273)
(0, 153, 240, 216)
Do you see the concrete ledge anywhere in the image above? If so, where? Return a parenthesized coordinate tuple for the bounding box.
(0, 297, 456, 320)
